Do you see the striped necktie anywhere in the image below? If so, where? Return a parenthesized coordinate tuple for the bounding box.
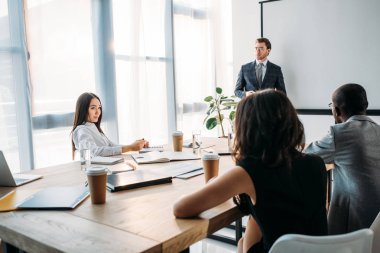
(256, 63, 264, 88)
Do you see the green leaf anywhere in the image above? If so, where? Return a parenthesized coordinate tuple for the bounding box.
(221, 102, 238, 107)
(216, 87, 222, 94)
(229, 111, 236, 121)
(204, 96, 213, 102)
(206, 117, 218, 130)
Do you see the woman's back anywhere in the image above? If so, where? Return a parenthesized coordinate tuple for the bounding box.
(173, 90, 328, 253)
(237, 153, 328, 251)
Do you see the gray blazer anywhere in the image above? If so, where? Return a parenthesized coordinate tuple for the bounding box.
(234, 61, 286, 98)
(305, 115, 380, 234)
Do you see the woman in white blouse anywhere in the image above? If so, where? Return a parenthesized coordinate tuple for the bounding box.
(71, 92, 148, 157)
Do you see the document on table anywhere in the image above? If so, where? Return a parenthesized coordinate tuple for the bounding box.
(148, 162, 203, 178)
(132, 151, 200, 164)
(91, 156, 124, 165)
(139, 145, 164, 153)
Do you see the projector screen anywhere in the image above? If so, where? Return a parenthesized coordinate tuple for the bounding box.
(264, 0, 380, 109)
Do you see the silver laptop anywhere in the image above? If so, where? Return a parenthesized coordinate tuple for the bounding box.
(0, 151, 42, 187)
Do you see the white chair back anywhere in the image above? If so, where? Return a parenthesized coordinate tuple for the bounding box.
(370, 211, 380, 253)
(269, 229, 373, 253)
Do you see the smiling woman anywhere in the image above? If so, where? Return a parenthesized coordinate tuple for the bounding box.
(71, 92, 149, 158)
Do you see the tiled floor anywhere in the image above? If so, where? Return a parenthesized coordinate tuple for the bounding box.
(190, 238, 237, 253)
(189, 224, 245, 253)
(190, 217, 248, 253)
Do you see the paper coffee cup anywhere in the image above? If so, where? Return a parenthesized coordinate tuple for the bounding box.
(172, 131, 183, 152)
(202, 153, 220, 183)
(86, 166, 107, 204)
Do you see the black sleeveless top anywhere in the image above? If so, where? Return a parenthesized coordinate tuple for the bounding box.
(236, 154, 328, 252)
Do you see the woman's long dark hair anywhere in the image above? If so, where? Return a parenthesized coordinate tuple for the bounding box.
(233, 89, 304, 168)
(71, 92, 104, 154)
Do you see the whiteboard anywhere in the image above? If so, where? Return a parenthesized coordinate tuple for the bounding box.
(264, 0, 380, 109)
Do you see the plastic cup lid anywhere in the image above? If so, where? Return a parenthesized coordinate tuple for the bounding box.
(172, 131, 183, 136)
(86, 166, 107, 176)
(202, 153, 220, 160)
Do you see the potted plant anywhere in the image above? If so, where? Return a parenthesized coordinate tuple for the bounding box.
(203, 87, 238, 137)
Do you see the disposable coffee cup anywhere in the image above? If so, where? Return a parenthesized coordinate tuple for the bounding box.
(86, 166, 108, 204)
(172, 131, 183, 152)
(202, 153, 220, 183)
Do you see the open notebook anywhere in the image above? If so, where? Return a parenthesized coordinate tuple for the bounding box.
(131, 151, 200, 164)
(139, 145, 164, 153)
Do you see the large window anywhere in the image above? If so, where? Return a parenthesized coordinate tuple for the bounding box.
(0, 0, 234, 171)
(112, 0, 171, 146)
(26, 0, 96, 167)
(0, 0, 28, 172)
(173, 0, 233, 139)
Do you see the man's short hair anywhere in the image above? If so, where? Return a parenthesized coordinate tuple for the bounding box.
(256, 38, 271, 50)
(333, 83, 368, 116)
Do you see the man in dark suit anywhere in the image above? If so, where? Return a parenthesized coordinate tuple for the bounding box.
(234, 38, 286, 98)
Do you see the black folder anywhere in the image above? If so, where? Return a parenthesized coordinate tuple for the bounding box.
(107, 170, 172, 192)
(17, 186, 89, 210)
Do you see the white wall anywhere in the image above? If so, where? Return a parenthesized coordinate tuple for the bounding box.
(231, 0, 260, 81)
(231, 0, 380, 142)
(232, 0, 380, 108)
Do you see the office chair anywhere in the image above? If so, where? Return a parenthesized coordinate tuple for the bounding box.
(370, 211, 380, 253)
(269, 229, 373, 253)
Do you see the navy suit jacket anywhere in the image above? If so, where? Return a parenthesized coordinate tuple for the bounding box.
(234, 61, 286, 98)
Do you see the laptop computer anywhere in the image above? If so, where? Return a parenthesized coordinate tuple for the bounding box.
(0, 151, 42, 187)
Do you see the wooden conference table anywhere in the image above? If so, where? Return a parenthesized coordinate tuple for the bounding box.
(0, 138, 243, 253)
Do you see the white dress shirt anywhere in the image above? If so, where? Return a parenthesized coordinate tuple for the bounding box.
(72, 122, 122, 157)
